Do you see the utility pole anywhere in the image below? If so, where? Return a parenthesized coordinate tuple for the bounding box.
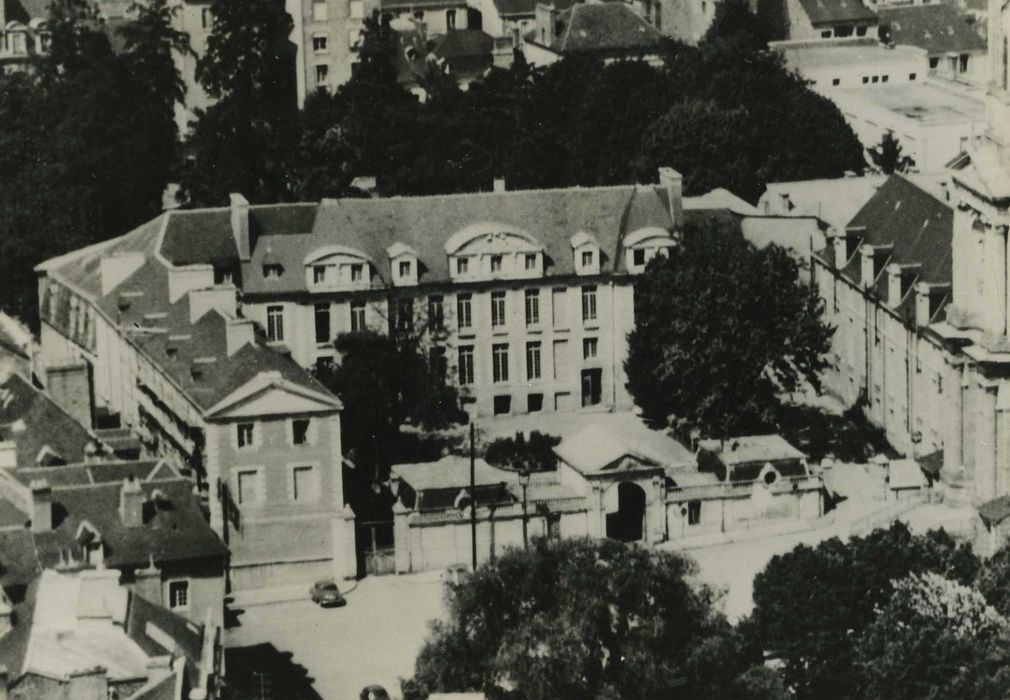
(470, 421, 477, 570)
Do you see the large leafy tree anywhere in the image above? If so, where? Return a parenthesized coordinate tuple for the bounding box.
(402, 538, 786, 700)
(625, 218, 833, 436)
(748, 523, 980, 700)
(179, 0, 299, 205)
(857, 572, 1010, 700)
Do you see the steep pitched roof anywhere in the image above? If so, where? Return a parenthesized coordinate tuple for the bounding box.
(878, 4, 985, 56)
(548, 2, 662, 53)
(836, 175, 952, 324)
(796, 0, 876, 26)
(0, 373, 96, 467)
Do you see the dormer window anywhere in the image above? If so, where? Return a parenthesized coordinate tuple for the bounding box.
(457, 258, 469, 275)
(399, 260, 412, 278)
(570, 231, 601, 276)
(303, 245, 373, 290)
(624, 227, 676, 274)
(491, 255, 503, 273)
(581, 250, 594, 268)
(313, 265, 326, 284)
(525, 254, 537, 270)
(264, 264, 283, 279)
(633, 249, 646, 267)
(387, 242, 419, 287)
(351, 264, 363, 282)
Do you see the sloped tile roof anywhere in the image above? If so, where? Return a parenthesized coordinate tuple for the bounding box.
(879, 4, 985, 56)
(0, 373, 96, 467)
(549, 2, 662, 53)
(797, 0, 876, 26)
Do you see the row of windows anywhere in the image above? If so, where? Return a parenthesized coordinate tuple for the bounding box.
(234, 464, 320, 505)
(236, 418, 313, 449)
(298, 287, 601, 344)
(456, 338, 598, 385)
(312, 0, 364, 22)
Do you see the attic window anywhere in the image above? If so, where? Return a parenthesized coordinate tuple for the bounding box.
(581, 250, 594, 267)
(263, 264, 283, 279)
(166, 346, 178, 359)
(633, 249, 646, 267)
(399, 260, 412, 278)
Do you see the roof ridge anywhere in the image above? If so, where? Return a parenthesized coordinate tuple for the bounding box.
(321, 182, 643, 206)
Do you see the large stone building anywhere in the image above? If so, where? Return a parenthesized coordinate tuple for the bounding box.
(811, 0, 1010, 548)
(34, 208, 353, 591)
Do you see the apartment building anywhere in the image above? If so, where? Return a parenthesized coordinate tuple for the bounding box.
(34, 209, 352, 591)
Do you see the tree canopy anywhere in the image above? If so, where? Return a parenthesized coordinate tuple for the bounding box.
(869, 131, 915, 174)
(625, 218, 833, 437)
(403, 537, 785, 700)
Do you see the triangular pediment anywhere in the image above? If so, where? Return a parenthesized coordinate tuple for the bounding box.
(205, 373, 341, 419)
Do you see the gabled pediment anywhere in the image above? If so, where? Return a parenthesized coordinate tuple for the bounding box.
(205, 372, 342, 420)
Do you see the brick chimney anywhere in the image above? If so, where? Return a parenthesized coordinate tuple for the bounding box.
(230, 193, 251, 262)
(119, 476, 144, 528)
(657, 167, 684, 230)
(45, 362, 93, 430)
(100, 252, 145, 296)
(30, 479, 52, 533)
(226, 318, 256, 357)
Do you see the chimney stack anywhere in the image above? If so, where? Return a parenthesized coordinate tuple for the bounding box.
(225, 318, 256, 357)
(230, 193, 251, 262)
(493, 177, 506, 193)
(45, 362, 93, 430)
(30, 479, 52, 533)
(657, 167, 684, 229)
(859, 244, 876, 289)
(119, 476, 144, 528)
(0, 442, 15, 470)
(189, 287, 237, 324)
(100, 252, 146, 296)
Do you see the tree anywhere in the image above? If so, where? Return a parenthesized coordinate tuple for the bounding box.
(484, 431, 561, 473)
(701, 0, 767, 52)
(749, 523, 980, 700)
(869, 132, 915, 174)
(402, 538, 780, 700)
(858, 572, 1010, 700)
(625, 218, 833, 436)
(974, 542, 1010, 618)
(180, 0, 299, 206)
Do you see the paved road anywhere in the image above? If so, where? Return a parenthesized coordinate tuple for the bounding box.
(226, 572, 447, 700)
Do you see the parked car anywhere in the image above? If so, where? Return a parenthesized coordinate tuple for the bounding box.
(309, 579, 346, 607)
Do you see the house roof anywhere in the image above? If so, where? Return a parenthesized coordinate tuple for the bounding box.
(831, 175, 953, 325)
(10, 459, 174, 489)
(796, 0, 877, 26)
(888, 458, 929, 490)
(539, 2, 662, 54)
(759, 176, 885, 233)
(392, 456, 513, 491)
(878, 4, 985, 56)
(698, 435, 806, 465)
(432, 29, 494, 59)
(0, 529, 42, 588)
(979, 495, 1010, 525)
(556, 425, 659, 474)
(0, 373, 97, 468)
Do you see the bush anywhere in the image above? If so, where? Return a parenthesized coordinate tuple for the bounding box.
(483, 431, 561, 473)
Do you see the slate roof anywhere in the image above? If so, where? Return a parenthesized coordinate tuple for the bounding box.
(11, 459, 172, 489)
(797, 0, 876, 26)
(0, 529, 41, 588)
(0, 373, 96, 467)
(879, 4, 985, 56)
(3, 0, 49, 22)
(4, 477, 229, 570)
(433, 29, 494, 59)
(830, 175, 953, 325)
(979, 495, 1010, 526)
(537, 2, 662, 54)
(697, 435, 809, 482)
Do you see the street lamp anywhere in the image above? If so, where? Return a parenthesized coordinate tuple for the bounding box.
(520, 468, 531, 550)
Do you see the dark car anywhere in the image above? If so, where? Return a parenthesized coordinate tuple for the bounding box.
(309, 579, 346, 607)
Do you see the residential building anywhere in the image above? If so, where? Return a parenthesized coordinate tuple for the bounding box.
(774, 38, 927, 89)
(642, 0, 720, 44)
(34, 201, 353, 591)
(878, 3, 987, 85)
(760, 0, 878, 41)
(472, 0, 570, 45)
(298, 0, 384, 94)
(522, 1, 663, 66)
(0, 568, 221, 700)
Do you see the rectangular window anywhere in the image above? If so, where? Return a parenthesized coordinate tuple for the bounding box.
(236, 422, 254, 449)
(959, 54, 969, 72)
(214, 267, 233, 285)
(313, 265, 326, 284)
(871, 75, 879, 83)
(201, 7, 212, 28)
(688, 500, 701, 525)
(856, 25, 867, 36)
(527, 393, 543, 412)
(292, 418, 311, 445)
(314, 303, 330, 344)
(446, 8, 456, 29)
(490, 255, 503, 273)
(397, 299, 413, 332)
(350, 301, 366, 332)
(491, 291, 506, 327)
(581, 250, 593, 267)
(832, 78, 840, 86)
(236, 469, 260, 504)
(492, 343, 509, 383)
(583, 337, 598, 360)
(399, 260, 411, 278)
(168, 580, 189, 609)
(263, 264, 283, 278)
(525, 289, 539, 325)
(552, 288, 567, 328)
(525, 254, 537, 270)
(458, 346, 474, 385)
(909, 72, 917, 81)
(493, 395, 511, 415)
(429, 346, 448, 377)
(350, 264, 363, 282)
(456, 257, 469, 275)
(881, 75, 889, 83)
(292, 465, 316, 502)
(313, 0, 328, 20)
(349, 0, 364, 18)
(315, 63, 329, 83)
(633, 248, 646, 266)
(266, 305, 284, 341)
(581, 286, 597, 322)
(428, 296, 444, 331)
(312, 35, 328, 52)
(457, 293, 472, 329)
(526, 342, 541, 380)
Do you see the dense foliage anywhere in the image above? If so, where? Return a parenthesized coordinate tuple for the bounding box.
(403, 538, 786, 700)
(0, 0, 186, 323)
(625, 218, 833, 437)
(483, 431, 561, 473)
(749, 523, 981, 700)
(869, 132, 915, 174)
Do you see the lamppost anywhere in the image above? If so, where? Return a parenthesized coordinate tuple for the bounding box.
(520, 468, 531, 550)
